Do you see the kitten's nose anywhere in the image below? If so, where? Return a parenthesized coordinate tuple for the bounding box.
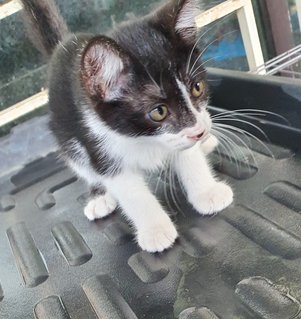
(188, 131, 205, 141)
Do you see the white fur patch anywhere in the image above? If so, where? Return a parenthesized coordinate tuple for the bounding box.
(136, 214, 178, 252)
(176, 78, 198, 116)
(103, 55, 123, 89)
(190, 182, 233, 215)
(83, 111, 174, 172)
(176, 78, 212, 139)
(68, 159, 100, 186)
(200, 134, 219, 155)
(84, 193, 117, 220)
(64, 138, 89, 165)
(63, 139, 100, 185)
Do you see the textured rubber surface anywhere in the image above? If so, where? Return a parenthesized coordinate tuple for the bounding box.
(1, 71, 301, 319)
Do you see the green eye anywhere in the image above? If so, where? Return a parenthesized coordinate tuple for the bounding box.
(191, 80, 205, 97)
(149, 105, 169, 122)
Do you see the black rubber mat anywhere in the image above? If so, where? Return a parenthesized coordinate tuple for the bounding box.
(1, 70, 301, 319)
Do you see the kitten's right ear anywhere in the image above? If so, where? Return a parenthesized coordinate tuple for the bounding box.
(81, 37, 130, 101)
(151, 0, 200, 46)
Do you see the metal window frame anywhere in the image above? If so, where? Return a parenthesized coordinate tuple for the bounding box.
(252, 0, 301, 76)
(0, 0, 264, 127)
(196, 0, 264, 72)
(296, 0, 301, 34)
(0, 0, 21, 20)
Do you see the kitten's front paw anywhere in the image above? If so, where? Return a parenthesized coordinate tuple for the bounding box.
(190, 182, 233, 215)
(137, 215, 178, 253)
(201, 134, 219, 155)
(84, 193, 117, 221)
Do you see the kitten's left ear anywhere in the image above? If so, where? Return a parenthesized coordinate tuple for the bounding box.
(80, 36, 131, 101)
(152, 0, 200, 45)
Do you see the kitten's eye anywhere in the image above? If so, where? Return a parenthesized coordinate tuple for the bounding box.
(149, 105, 169, 122)
(191, 81, 205, 98)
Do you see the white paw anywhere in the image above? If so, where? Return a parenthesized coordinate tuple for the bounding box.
(190, 182, 233, 215)
(201, 134, 219, 155)
(137, 215, 178, 253)
(84, 193, 117, 221)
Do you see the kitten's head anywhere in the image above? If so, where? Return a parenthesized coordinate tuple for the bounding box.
(80, 0, 211, 151)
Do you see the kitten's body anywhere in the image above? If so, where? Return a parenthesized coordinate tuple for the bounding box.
(21, 0, 233, 252)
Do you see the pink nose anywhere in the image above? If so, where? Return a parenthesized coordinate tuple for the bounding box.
(188, 131, 205, 141)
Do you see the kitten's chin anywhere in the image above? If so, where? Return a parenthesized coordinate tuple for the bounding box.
(173, 133, 213, 151)
(174, 140, 198, 151)
(156, 133, 200, 152)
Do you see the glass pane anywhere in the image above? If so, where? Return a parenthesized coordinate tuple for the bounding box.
(197, 14, 248, 71)
(289, 0, 301, 45)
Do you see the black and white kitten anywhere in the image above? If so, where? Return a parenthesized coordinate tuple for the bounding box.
(21, 0, 233, 252)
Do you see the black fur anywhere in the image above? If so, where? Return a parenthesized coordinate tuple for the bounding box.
(47, 34, 123, 176)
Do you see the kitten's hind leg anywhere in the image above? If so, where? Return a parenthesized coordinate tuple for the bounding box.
(84, 185, 117, 221)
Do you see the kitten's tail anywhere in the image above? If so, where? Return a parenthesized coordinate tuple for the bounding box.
(19, 0, 69, 58)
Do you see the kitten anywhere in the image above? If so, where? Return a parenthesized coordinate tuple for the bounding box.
(20, 0, 233, 252)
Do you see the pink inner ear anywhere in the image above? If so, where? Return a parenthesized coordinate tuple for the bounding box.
(82, 41, 125, 100)
(84, 47, 101, 76)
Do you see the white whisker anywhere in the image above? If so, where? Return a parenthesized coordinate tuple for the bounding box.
(213, 122, 275, 159)
(213, 126, 257, 170)
(191, 56, 221, 78)
(168, 155, 185, 216)
(212, 108, 290, 125)
(189, 30, 238, 76)
(213, 117, 270, 143)
(212, 129, 245, 171)
(144, 67, 161, 91)
(186, 13, 236, 75)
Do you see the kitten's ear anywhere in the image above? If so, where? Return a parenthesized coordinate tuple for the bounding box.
(81, 37, 129, 101)
(153, 0, 200, 45)
(175, 0, 200, 43)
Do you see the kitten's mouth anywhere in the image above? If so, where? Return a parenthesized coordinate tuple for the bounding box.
(187, 130, 209, 142)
